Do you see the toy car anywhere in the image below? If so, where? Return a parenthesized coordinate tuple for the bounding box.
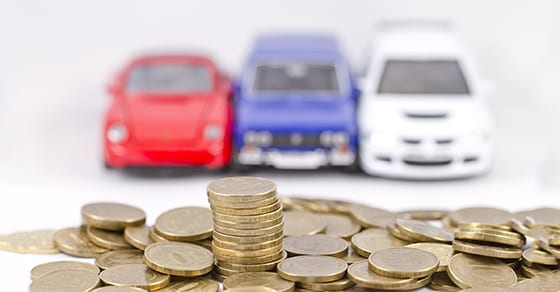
(234, 34, 358, 169)
(103, 54, 232, 169)
(358, 23, 494, 179)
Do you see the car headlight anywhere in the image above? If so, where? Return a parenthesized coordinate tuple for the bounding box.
(332, 132, 349, 146)
(244, 131, 272, 146)
(320, 131, 333, 146)
(204, 124, 223, 140)
(107, 123, 128, 144)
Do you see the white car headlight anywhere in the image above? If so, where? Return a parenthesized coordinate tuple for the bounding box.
(204, 124, 223, 140)
(320, 131, 333, 146)
(244, 131, 272, 146)
(107, 123, 128, 144)
(332, 132, 349, 146)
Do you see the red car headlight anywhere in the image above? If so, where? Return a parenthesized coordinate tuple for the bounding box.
(204, 124, 223, 140)
(107, 123, 128, 144)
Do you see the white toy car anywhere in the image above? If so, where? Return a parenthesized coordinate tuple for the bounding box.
(358, 23, 494, 179)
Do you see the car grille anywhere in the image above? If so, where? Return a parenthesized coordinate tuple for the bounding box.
(270, 134, 321, 147)
(403, 156, 453, 167)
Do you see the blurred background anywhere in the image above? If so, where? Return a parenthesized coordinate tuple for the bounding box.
(0, 0, 559, 288)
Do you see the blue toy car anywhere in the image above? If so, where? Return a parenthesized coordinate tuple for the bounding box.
(234, 34, 358, 169)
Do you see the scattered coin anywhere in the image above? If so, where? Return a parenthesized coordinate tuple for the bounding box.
(223, 272, 295, 292)
(406, 242, 453, 272)
(91, 287, 148, 292)
(86, 226, 133, 250)
(277, 255, 347, 283)
(428, 271, 461, 291)
(283, 211, 326, 236)
(29, 269, 100, 292)
(156, 278, 219, 292)
(154, 207, 213, 241)
(144, 242, 214, 277)
(124, 225, 155, 250)
(522, 247, 557, 266)
(99, 263, 170, 290)
(452, 239, 522, 259)
(350, 228, 406, 257)
(82, 202, 146, 231)
(368, 247, 439, 279)
(298, 277, 355, 291)
(449, 207, 512, 228)
(398, 209, 448, 221)
(454, 228, 524, 247)
(31, 260, 100, 281)
(0, 229, 59, 254)
(283, 234, 348, 257)
(316, 213, 361, 239)
(224, 287, 277, 292)
(53, 227, 109, 258)
(396, 218, 453, 243)
(346, 203, 395, 228)
(346, 260, 416, 290)
(95, 249, 145, 270)
(447, 253, 517, 289)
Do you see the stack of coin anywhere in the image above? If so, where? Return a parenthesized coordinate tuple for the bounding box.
(207, 177, 285, 279)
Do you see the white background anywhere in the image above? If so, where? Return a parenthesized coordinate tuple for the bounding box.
(0, 0, 559, 290)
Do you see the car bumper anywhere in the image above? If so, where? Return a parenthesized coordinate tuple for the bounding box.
(238, 147, 355, 169)
(105, 142, 230, 169)
(359, 143, 493, 179)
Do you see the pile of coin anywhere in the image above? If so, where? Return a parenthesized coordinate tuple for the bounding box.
(207, 177, 285, 280)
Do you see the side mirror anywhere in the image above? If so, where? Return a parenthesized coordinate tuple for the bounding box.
(479, 80, 495, 95)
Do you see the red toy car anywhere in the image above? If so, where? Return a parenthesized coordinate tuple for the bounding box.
(103, 54, 232, 169)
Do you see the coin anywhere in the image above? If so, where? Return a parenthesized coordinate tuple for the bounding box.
(460, 288, 506, 292)
(213, 207, 283, 224)
(144, 242, 214, 277)
(457, 222, 512, 231)
(211, 200, 281, 216)
(283, 211, 326, 236)
(316, 213, 361, 239)
(398, 209, 448, 221)
(387, 222, 417, 242)
(31, 260, 100, 281)
(91, 287, 148, 292)
(522, 247, 558, 266)
(95, 249, 145, 270)
(86, 226, 133, 249)
(217, 251, 287, 272)
(154, 207, 213, 241)
(508, 279, 538, 292)
(99, 263, 170, 291)
(214, 250, 286, 265)
(283, 234, 348, 257)
(214, 216, 283, 230)
(447, 253, 517, 289)
(520, 263, 555, 278)
(346, 260, 416, 290)
(82, 202, 146, 231)
(213, 220, 284, 237)
(0, 229, 59, 254)
(29, 269, 100, 292)
(350, 228, 406, 257)
(342, 246, 367, 264)
(224, 287, 277, 292)
(449, 207, 512, 227)
(207, 177, 277, 203)
(454, 228, 524, 247)
(211, 195, 279, 209)
(53, 227, 109, 258)
(452, 240, 522, 259)
(406, 242, 453, 272)
(213, 236, 283, 251)
(124, 225, 155, 250)
(428, 271, 461, 291)
(298, 278, 355, 291)
(149, 226, 168, 242)
(212, 241, 282, 257)
(157, 278, 219, 292)
(514, 208, 560, 228)
(212, 230, 283, 244)
(346, 203, 395, 228)
(396, 218, 453, 243)
(368, 247, 439, 278)
(277, 255, 347, 283)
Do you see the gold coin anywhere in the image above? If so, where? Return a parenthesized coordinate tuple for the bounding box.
(210, 195, 279, 209)
(514, 208, 560, 228)
(406, 242, 453, 272)
(99, 263, 170, 291)
(212, 241, 283, 257)
(149, 226, 168, 242)
(214, 250, 286, 265)
(522, 247, 558, 266)
(398, 209, 448, 221)
(213, 220, 284, 237)
(194, 238, 213, 251)
(368, 247, 439, 278)
(144, 242, 214, 277)
(213, 236, 283, 251)
(223, 271, 295, 292)
(124, 225, 155, 250)
(86, 226, 133, 249)
(212, 230, 283, 244)
(511, 218, 531, 235)
(212, 207, 283, 224)
(276, 255, 347, 283)
(29, 269, 100, 292)
(155, 207, 213, 241)
(224, 287, 277, 292)
(283, 211, 326, 237)
(91, 287, 148, 291)
(520, 263, 555, 278)
(214, 216, 283, 230)
(217, 251, 287, 272)
(207, 177, 277, 203)
(460, 288, 506, 291)
(0, 229, 59, 254)
(213, 264, 242, 277)
(82, 202, 146, 231)
(157, 278, 219, 292)
(283, 234, 348, 257)
(457, 222, 512, 231)
(350, 228, 406, 257)
(449, 207, 512, 227)
(342, 246, 366, 264)
(346, 260, 415, 290)
(549, 233, 560, 246)
(395, 218, 453, 243)
(454, 228, 524, 247)
(452, 240, 522, 259)
(447, 253, 517, 289)
(346, 203, 395, 228)
(428, 272, 461, 291)
(53, 227, 109, 258)
(317, 213, 361, 239)
(387, 222, 416, 242)
(211, 200, 281, 216)
(95, 249, 145, 270)
(508, 279, 538, 292)
(31, 260, 100, 281)
(298, 278, 355, 291)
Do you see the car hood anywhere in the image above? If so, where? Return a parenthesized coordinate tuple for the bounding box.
(125, 93, 212, 145)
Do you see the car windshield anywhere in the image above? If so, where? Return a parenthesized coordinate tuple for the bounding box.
(127, 64, 212, 93)
(378, 60, 470, 95)
(253, 63, 340, 94)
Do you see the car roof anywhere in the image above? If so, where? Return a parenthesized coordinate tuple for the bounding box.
(129, 53, 216, 68)
(248, 34, 342, 60)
